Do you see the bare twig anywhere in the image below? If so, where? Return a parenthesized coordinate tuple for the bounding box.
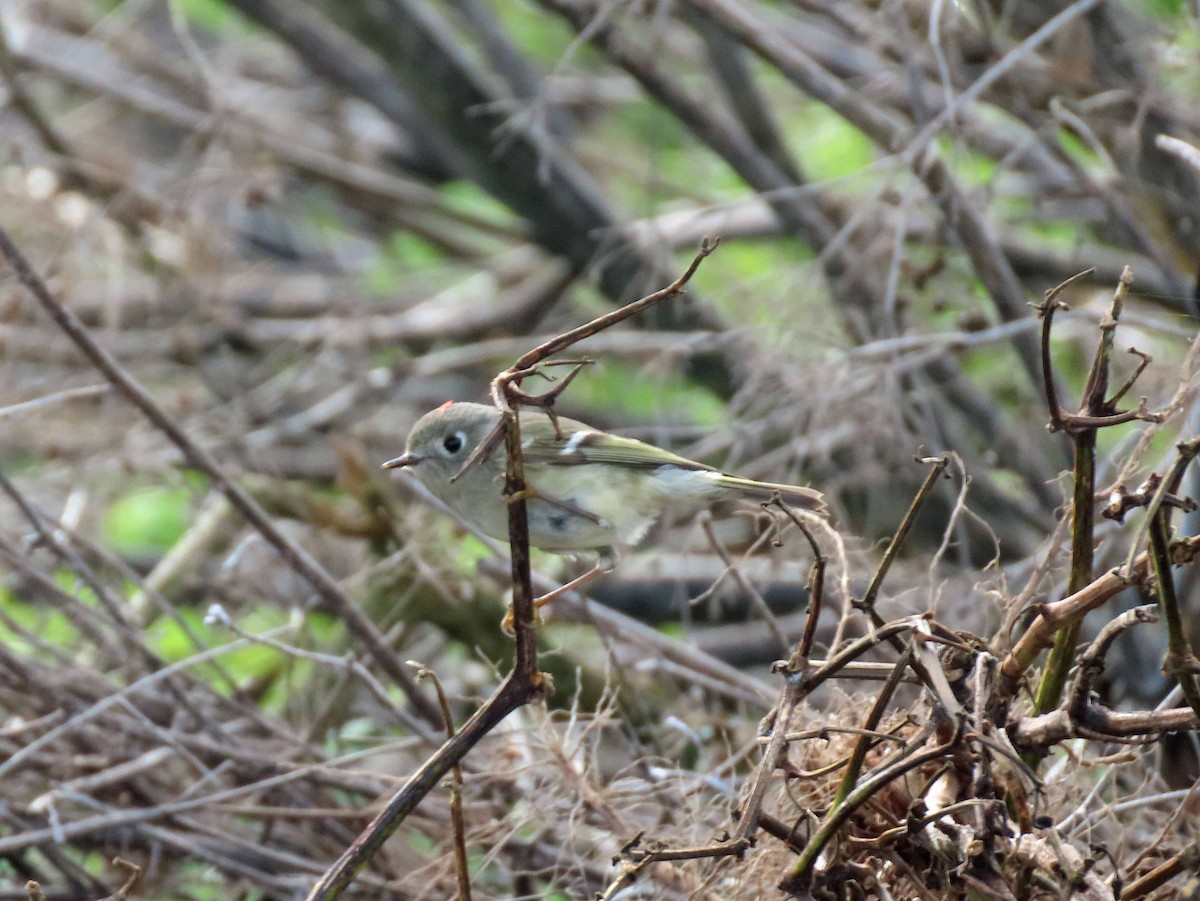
(1068, 605, 1159, 719)
(831, 644, 915, 807)
(858, 455, 948, 618)
(701, 514, 790, 655)
(0, 384, 110, 418)
(1033, 268, 1096, 431)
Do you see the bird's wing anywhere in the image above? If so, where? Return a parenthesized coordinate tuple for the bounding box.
(520, 420, 716, 472)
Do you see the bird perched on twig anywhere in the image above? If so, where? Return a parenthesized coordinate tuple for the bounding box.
(384, 401, 825, 566)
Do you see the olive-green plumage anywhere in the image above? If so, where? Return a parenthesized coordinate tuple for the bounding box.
(385, 401, 824, 553)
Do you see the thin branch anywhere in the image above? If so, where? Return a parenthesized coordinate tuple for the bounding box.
(1068, 605, 1159, 719)
(0, 384, 110, 419)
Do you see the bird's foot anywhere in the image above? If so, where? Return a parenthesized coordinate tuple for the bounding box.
(501, 603, 542, 636)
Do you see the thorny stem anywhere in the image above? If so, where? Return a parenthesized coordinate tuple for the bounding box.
(501, 403, 542, 676)
(998, 536, 1200, 692)
(1033, 425, 1095, 717)
(1122, 436, 1200, 577)
(1033, 267, 1138, 724)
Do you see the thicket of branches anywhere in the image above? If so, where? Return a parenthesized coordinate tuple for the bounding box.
(1, 0, 1199, 898)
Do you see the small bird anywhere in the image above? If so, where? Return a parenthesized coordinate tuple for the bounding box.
(383, 401, 825, 559)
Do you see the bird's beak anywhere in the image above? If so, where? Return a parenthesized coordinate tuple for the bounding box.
(382, 452, 421, 470)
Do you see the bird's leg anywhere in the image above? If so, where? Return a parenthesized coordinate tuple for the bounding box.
(501, 550, 617, 634)
(533, 560, 608, 609)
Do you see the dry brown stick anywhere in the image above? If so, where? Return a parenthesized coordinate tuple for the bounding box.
(858, 455, 948, 617)
(701, 515, 790, 655)
(851, 455, 964, 720)
(0, 226, 444, 728)
(794, 618, 919, 699)
(1033, 266, 1164, 723)
(1068, 605, 1158, 719)
(598, 834, 746, 899)
(1122, 838, 1200, 900)
(1009, 704, 1198, 748)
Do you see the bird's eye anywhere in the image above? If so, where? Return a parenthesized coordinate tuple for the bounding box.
(442, 432, 465, 454)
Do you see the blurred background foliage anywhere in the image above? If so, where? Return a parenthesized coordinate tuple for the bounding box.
(0, 0, 1198, 897)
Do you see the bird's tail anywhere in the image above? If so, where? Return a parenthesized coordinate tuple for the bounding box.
(713, 474, 827, 515)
